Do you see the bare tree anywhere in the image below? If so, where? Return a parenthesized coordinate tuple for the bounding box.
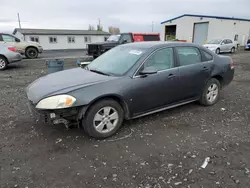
(88, 24, 95, 30)
(108, 26, 120, 34)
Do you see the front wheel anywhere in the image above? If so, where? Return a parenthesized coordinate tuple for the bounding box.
(231, 47, 236, 53)
(215, 48, 220, 54)
(83, 99, 124, 138)
(25, 47, 38, 59)
(200, 78, 220, 106)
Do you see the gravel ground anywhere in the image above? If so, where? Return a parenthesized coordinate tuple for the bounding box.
(1, 51, 250, 188)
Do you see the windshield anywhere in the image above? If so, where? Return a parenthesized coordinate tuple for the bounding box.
(87, 46, 145, 76)
(207, 39, 222, 44)
(107, 35, 121, 42)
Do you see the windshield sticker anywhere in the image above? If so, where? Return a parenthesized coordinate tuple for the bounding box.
(129, 50, 143, 55)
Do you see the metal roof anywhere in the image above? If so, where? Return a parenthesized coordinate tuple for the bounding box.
(13, 28, 110, 36)
(161, 14, 250, 24)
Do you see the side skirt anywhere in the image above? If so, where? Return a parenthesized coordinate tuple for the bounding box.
(131, 99, 198, 119)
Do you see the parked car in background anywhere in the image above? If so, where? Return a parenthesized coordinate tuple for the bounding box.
(245, 39, 250, 50)
(203, 39, 236, 54)
(26, 42, 234, 138)
(0, 43, 22, 70)
(87, 32, 160, 58)
(0, 33, 43, 59)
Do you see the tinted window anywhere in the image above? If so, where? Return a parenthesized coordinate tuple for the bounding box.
(227, 39, 233, 44)
(176, 47, 201, 66)
(2, 34, 15, 42)
(143, 35, 160, 41)
(201, 50, 213, 61)
(248, 39, 250, 44)
(143, 48, 174, 71)
(120, 34, 133, 43)
(222, 40, 227, 44)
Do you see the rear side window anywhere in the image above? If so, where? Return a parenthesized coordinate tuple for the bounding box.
(176, 47, 201, 66)
(143, 35, 160, 41)
(201, 50, 213, 61)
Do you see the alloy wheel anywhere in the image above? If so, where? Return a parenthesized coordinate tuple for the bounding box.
(0, 58, 6, 69)
(206, 83, 219, 103)
(93, 106, 119, 133)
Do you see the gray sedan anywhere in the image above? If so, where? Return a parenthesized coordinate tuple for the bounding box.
(203, 39, 236, 54)
(26, 42, 234, 138)
(0, 43, 22, 70)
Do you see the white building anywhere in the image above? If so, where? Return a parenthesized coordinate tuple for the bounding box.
(161, 14, 250, 46)
(13, 28, 110, 50)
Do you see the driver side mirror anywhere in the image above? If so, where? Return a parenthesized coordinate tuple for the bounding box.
(139, 66, 158, 76)
(15, 38, 20, 42)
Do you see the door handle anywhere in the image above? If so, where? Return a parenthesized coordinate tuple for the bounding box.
(168, 73, 176, 79)
(202, 67, 209, 71)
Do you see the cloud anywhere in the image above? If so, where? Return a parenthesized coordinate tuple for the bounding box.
(0, 0, 250, 33)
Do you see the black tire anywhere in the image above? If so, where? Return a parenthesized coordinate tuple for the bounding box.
(0, 56, 8, 70)
(25, 47, 38, 59)
(215, 48, 220, 54)
(231, 47, 236, 53)
(200, 78, 221, 106)
(83, 99, 124, 139)
(93, 55, 98, 59)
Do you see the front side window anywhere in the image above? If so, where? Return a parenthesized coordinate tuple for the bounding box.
(143, 48, 174, 71)
(226, 39, 233, 44)
(2, 34, 15, 42)
(222, 40, 227, 44)
(143, 35, 160, 41)
(87, 46, 145, 76)
(176, 47, 201, 66)
(120, 34, 133, 43)
(49, 37, 57, 43)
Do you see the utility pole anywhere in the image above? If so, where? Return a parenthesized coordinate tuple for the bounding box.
(152, 21, 154, 32)
(17, 13, 25, 40)
(17, 13, 21, 29)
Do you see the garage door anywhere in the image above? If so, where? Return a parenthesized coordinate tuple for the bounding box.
(193, 22, 209, 45)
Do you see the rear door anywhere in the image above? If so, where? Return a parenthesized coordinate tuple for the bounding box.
(176, 46, 211, 100)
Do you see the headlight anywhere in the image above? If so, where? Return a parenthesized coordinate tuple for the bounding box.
(36, 95, 76, 109)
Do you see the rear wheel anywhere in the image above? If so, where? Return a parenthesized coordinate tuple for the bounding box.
(0, 56, 8, 70)
(215, 48, 220, 54)
(200, 78, 220, 106)
(25, 47, 38, 59)
(83, 99, 124, 138)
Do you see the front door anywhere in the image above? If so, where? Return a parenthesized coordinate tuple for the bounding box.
(129, 47, 180, 115)
(175, 46, 211, 100)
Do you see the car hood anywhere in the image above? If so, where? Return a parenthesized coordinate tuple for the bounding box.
(203, 44, 219, 48)
(26, 68, 116, 104)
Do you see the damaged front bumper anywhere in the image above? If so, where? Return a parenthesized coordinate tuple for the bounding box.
(27, 101, 87, 129)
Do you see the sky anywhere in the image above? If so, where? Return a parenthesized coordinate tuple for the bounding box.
(1, 0, 250, 34)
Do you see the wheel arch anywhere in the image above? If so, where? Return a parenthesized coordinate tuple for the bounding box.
(211, 75, 223, 88)
(80, 94, 131, 120)
(0, 54, 9, 63)
(25, 46, 38, 52)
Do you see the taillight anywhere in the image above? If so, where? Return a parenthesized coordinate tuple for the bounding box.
(230, 57, 235, 69)
(8, 47, 16, 52)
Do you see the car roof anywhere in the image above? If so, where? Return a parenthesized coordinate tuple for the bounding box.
(121, 41, 201, 49)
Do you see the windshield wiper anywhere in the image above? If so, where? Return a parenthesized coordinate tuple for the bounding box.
(89, 69, 110, 76)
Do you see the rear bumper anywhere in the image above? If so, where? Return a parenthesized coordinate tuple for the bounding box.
(8, 53, 22, 63)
